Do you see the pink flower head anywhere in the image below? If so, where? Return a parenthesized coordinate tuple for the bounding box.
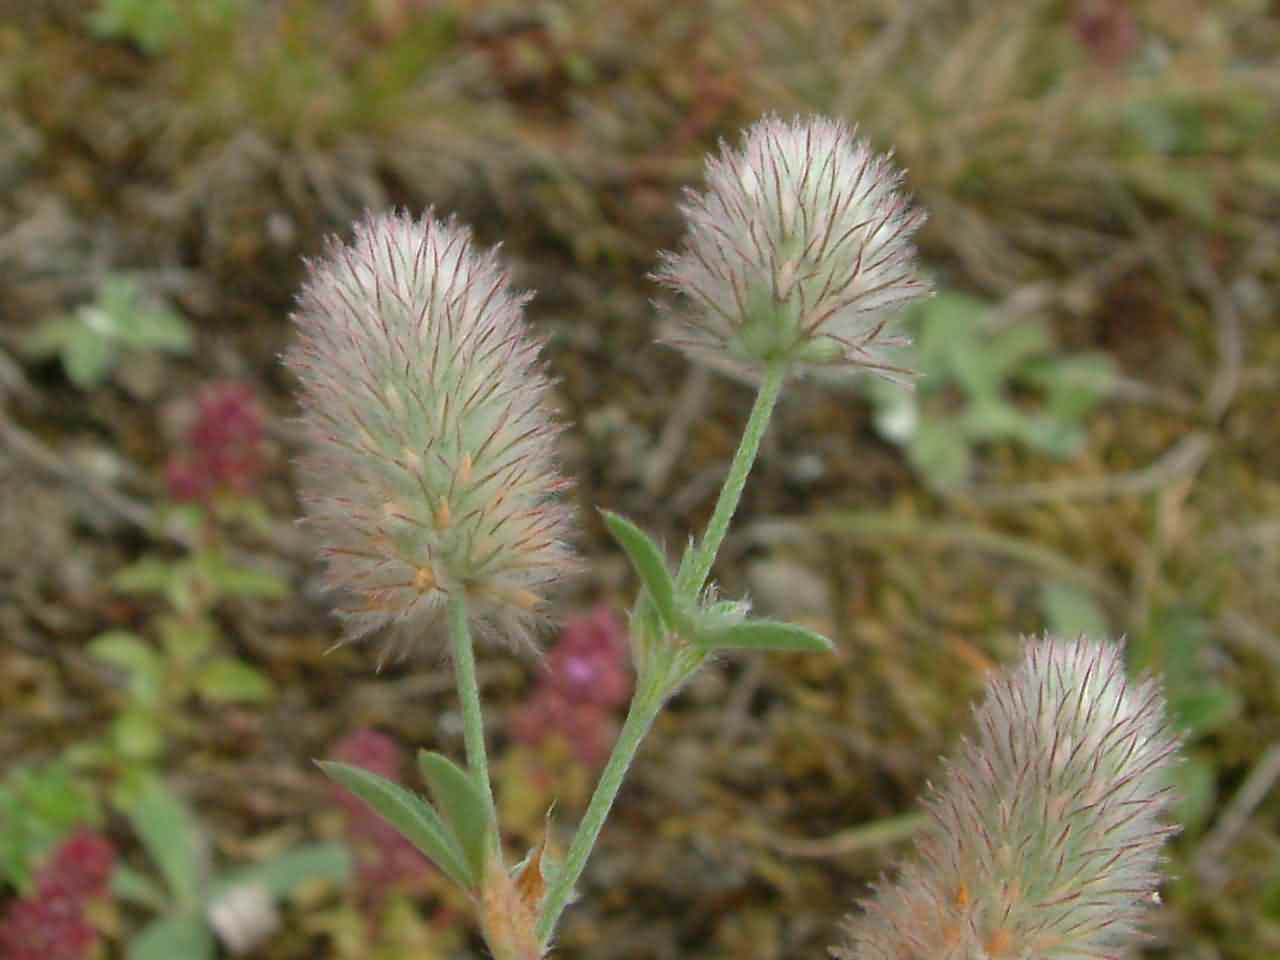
(510, 686, 619, 768)
(0, 830, 114, 960)
(166, 381, 268, 502)
(35, 830, 115, 905)
(0, 893, 95, 960)
(1074, 0, 1139, 69)
(546, 606, 630, 708)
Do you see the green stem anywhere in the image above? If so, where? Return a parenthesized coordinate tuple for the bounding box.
(536, 683, 665, 945)
(536, 363, 786, 944)
(678, 361, 786, 596)
(447, 589, 497, 831)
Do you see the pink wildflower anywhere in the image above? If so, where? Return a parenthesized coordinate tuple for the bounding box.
(546, 607, 630, 708)
(34, 830, 115, 904)
(509, 607, 630, 768)
(166, 381, 268, 502)
(0, 831, 115, 960)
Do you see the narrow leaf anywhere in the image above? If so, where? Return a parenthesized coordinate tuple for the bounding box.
(214, 843, 351, 899)
(1041, 581, 1109, 640)
(63, 329, 115, 388)
(695, 619, 834, 654)
(126, 778, 205, 910)
(111, 865, 168, 910)
(194, 658, 274, 704)
(119, 306, 193, 352)
(417, 751, 492, 882)
(112, 558, 177, 595)
(197, 553, 287, 599)
(112, 710, 165, 760)
(601, 511, 677, 628)
(88, 631, 163, 704)
(22, 316, 80, 356)
(128, 914, 215, 960)
(318, 762, 473, 889)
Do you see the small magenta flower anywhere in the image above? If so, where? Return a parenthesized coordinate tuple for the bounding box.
(510, 687, 619, 769)
(166, 381, 269, 503)
(287, 210, 575, 651)
(837, 636, 1180, 960)
(0, 891, 96, 960)
(510, 607, 630, 768)
(545, 606, 630, 708)
(0, 830, 115, 960)
(655, 114, 929, 380)
(35, 830, 115, 904)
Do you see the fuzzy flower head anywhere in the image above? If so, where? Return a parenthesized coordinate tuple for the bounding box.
(838, 636, 1180, 960)
(656, 114, 929, 381)
(287, 210, 575, 654)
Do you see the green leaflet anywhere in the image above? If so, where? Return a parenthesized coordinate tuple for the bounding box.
(318, 761, 474, 890)
(693, 619, 833, 654)
(601, 510, 678, 630)
(417, 750, 493, 882)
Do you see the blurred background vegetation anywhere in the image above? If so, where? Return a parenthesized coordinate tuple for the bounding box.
(1, 1, 1277, 957)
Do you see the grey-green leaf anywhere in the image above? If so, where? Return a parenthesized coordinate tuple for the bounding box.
(194, 657, 274, 704)
(111, 865, 168, 910)
(119, 305, 193, 352)
(127, 779, 205, 909)
(1041, 581, 1110, 640)
(128, 914, 216, 960)
(63, 328, 115, 388)
(88, 631, 164, 704)
(317, 762, 473, 890)
(601, 511, 677, 629)
(197, 553, 287, 599)
(417, 751, 492, 882)
(22, 316, 80, 356)
(214, 843, 351, 900)
(112, 558, 178, 595)
(695, 619, 834, 655)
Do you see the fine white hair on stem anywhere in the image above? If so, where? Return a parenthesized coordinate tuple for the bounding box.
(286, 210, 576, 656)
(836, 635, 1181, 960)
(655, 114, 930, 381)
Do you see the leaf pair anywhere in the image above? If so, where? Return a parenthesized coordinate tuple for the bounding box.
(601, 511, 833, 655)
(320, 751, 493, 892)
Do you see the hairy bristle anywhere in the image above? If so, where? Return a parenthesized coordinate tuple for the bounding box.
(286, 210, 576, 655)
(836, 636, 1181, 960)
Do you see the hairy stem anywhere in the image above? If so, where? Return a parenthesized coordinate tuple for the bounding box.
(448, 589, 497, 832)
(678, 361, 785, 597)
(536, 680, 665, 945)
(536, 363, 786, 944)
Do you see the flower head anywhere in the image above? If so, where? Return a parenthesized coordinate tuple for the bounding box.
(545, 606, 630, 708)
(166, 381, 269, 503)
(0, 830, 115, 960)
(510, 606, 630, 768)
(287, 210, 575, 653)
(837, 636, 1180, 960)
(35, 830, 115, 904)
(655, 114, 929, 380)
